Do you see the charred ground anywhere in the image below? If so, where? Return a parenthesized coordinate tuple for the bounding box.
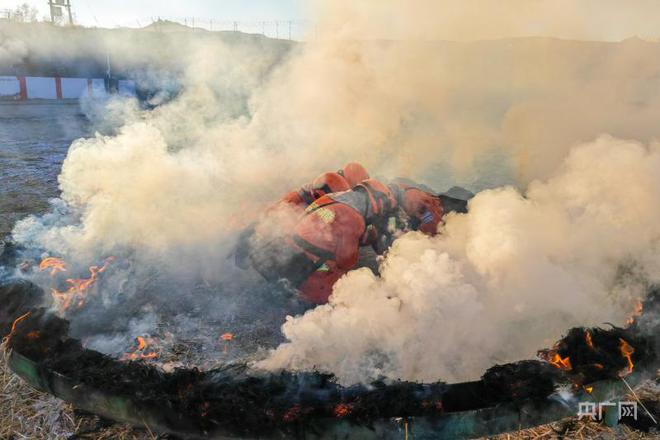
(1, 278, 657, 438)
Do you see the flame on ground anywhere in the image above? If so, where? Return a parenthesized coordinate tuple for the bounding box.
(618, 338, 635, 376)
(121, 336, 158, 361)
(333, 403, 353, 418)
(548, 352, 572, 371)
(136, 336, 147, 351)
(47, 256, 115, 313)
(585, 330, 594, 350)
(2, 311, 32, 347)
(538, 346, 573, 371)
(626, 299, 644, 326)
(38, 257, 67, 276)
(220, 332, 233, 354)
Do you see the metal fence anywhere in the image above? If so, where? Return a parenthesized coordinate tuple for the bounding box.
(0, 12, 313, 41)
(135, 17, 313, 41)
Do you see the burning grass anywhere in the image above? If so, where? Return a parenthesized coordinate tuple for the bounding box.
(0, 278, 657, 438)
(0, 262, 658, 438)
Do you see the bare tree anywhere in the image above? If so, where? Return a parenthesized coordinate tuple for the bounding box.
(11, 3, 39, 23)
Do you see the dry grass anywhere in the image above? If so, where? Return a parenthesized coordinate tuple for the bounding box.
(485, 375, 659, 440)
(486, 418, 656, 440)
(0, 355, 156, 440)
(0, 353, 657, 439)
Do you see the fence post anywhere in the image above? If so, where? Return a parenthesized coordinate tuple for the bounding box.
(55, 76, 62, 99)
(17, 76, 27, 100)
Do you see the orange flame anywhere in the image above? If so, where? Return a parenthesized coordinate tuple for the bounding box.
(584, 386, 593, 394)
(136, 336, 147, 351)
(585, 330, 594, 350)
(9, 312, 31, 333)
(2, 312, 32, 346)
(220, 332, 234, 354)
(334, 403, 352, 418)
(618, 338, 635, 376)
(121, 336, 158, 361)
(50, 257, 115, 312)
(626, 299, 643, 326)
(548, 352, 572, 371)
(2, 311, 32, 347)
(39, 257, 67, 276)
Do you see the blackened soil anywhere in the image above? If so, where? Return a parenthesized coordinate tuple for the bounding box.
(1, 279, 657, 438)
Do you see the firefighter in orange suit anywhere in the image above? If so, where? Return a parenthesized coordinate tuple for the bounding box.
(277, 172, 351, 209)
(234, 172, 350, 268)
(294, 181, 452, 303)
(250, 179, 399, 303)
(249, 177, 464, 304)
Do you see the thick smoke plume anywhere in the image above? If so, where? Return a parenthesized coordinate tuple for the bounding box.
(0, 34, 27, 65)
(259, 136, 660, 383)
(11, 3, 660, 257)
(5, 1, 660, 382)
(314, 0, 660, 41)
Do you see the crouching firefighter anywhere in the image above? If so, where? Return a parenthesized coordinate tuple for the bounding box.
(278, 172, 351, 209)
(249, 179, 398, 304)
(233, 172, 351, 269)
(249, 180, 469, 304)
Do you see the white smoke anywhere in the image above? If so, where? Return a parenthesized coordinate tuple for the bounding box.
(13, 11, 660, 258)
(0, 34, 27, 65)
(258, 136, 660, 384)
(7, 1, 660, 382)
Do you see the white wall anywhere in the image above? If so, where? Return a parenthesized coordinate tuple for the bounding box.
(26, 77, 57, 99)
(118, 80, 136, 96)
(6, 77, 135, 100)
(90, 78, 108, 98)
(61, 77, 88, 99)
(0, 76, 20, 98)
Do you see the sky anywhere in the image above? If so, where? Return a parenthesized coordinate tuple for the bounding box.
(6, 0, 660, 41)
(4, 0, 308, 29)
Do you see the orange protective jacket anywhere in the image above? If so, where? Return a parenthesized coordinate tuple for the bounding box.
(289, 188, 384, 304)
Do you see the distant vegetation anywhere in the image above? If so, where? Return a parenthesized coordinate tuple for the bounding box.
(0, 21, 296, 79)
(3, 3, 40, 23)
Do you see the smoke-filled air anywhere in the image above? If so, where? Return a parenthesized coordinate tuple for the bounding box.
(6, 0, 660, 384)
(259, 135, 660, 383)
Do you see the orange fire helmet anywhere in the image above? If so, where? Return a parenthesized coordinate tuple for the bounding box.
(357, 179, 398, 218)
(309, 172, 350, 200)
(338, 162, 370, 187)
